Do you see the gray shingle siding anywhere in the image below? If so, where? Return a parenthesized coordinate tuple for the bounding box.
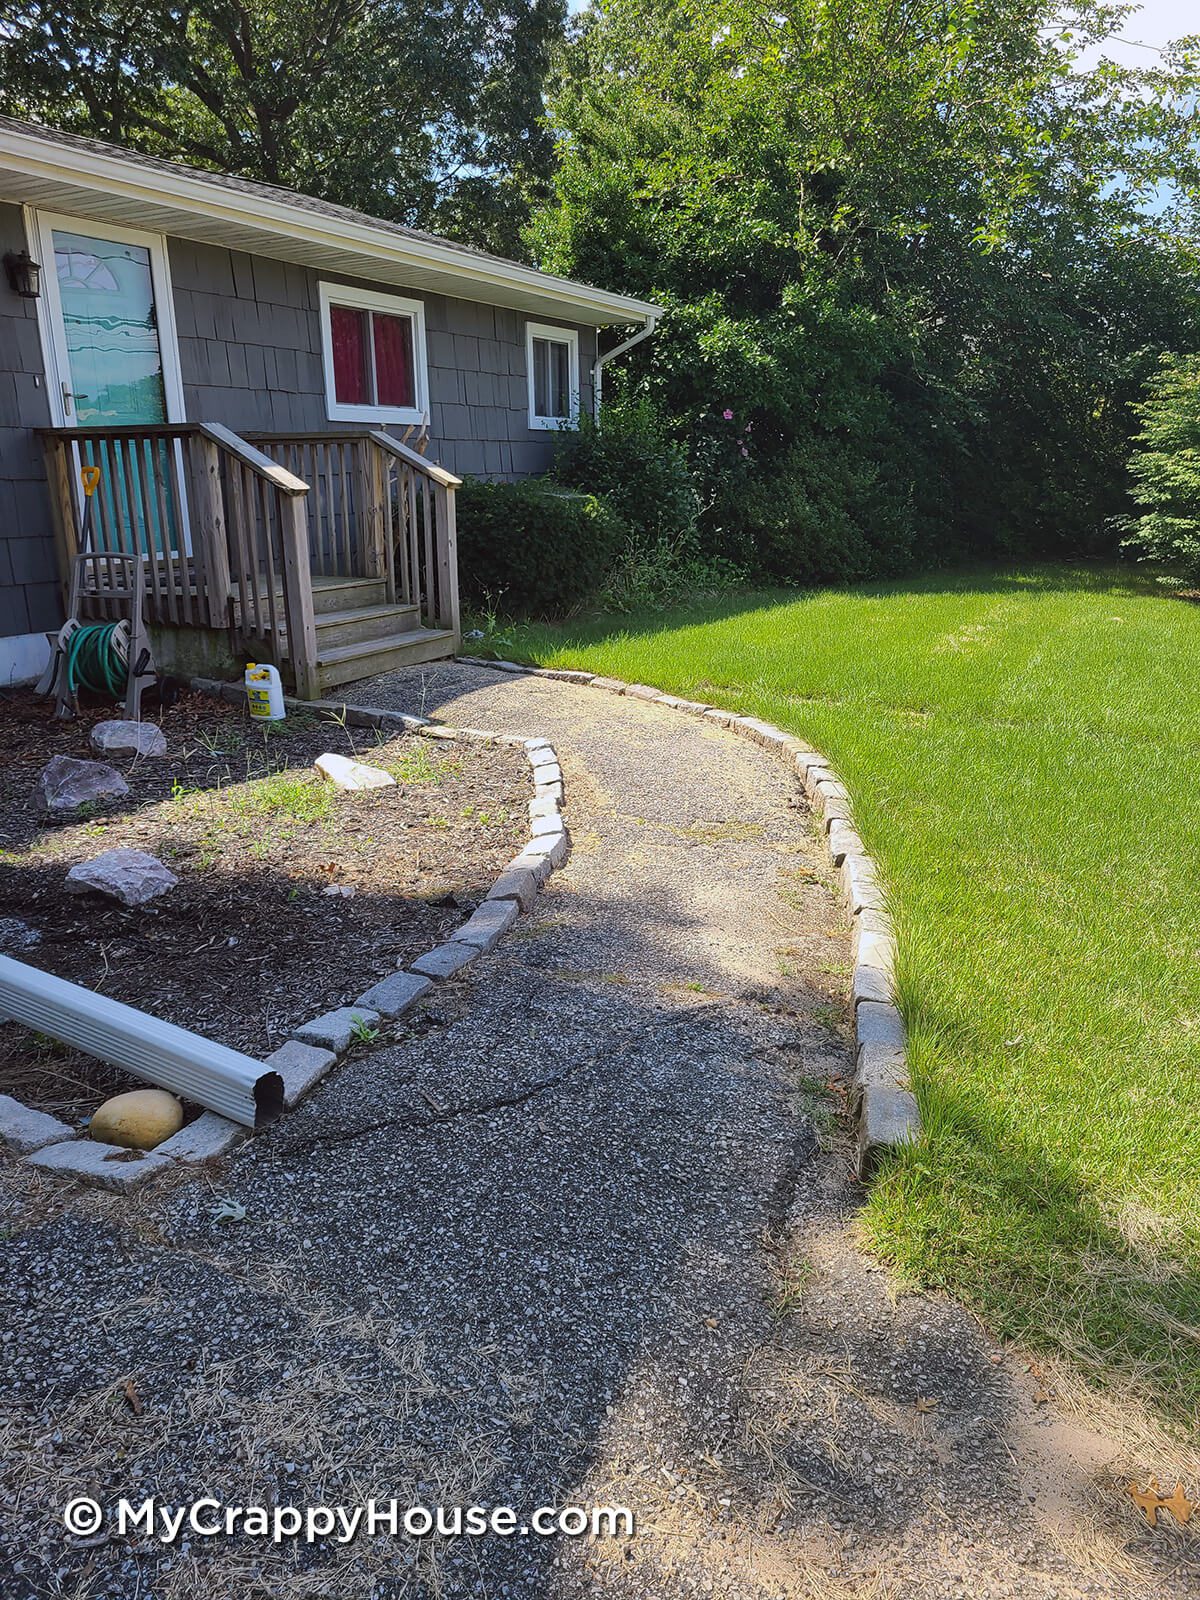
(170, 238, 598, 476)
(0, 218, 600, 644)
(0, 203, 53, 641)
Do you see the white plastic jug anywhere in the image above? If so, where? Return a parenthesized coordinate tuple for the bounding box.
(245, 662, 285, 721)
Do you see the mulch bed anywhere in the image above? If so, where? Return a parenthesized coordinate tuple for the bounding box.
(0, 687, 528, 1123)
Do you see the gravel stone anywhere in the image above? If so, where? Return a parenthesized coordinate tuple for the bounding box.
(155, 1111, 247, 1162)
(0, 915, 40, 951)
(857, 999, 907, 1053)
(451, 897, 520, 951)
(23, 1138, 173, 1189)
(0, 1093, 76, 1154)
(487, 863, 544, 911)
(409, 940, 479, 979)
(354, 970, 432, 1018)
(292, 1008, 380, 1054)
(266, 1038, 341, 1105)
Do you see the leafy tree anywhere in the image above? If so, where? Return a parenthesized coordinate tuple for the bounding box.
(1123, 353, 1200, 584)
(531, 1, 1200, 577)
(0, 0, 566, 255)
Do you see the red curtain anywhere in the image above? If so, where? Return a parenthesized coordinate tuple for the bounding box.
(330, 305, 369, 404)
(373, 313, 414, 407)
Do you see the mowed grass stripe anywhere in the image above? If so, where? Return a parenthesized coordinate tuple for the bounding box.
(507, 565, 1200, 1424)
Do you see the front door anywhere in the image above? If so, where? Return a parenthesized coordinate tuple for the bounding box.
(35, 212, 186, 552)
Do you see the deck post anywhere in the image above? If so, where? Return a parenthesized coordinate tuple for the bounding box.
(437, 483, 461, 643)
(186, 434, 232, 627)
(278, 488, 320, 699)
(42, 435, 78, 609)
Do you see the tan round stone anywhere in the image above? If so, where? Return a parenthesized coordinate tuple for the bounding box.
(90, 1089, 184, 1151)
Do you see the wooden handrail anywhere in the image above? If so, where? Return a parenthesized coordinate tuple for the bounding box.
(39, 422, 309, 496)
(367, 429, 462, 488)
(195, 423, 309, 495)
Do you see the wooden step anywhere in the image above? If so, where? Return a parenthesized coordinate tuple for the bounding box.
(311, 576, 390, 615)
(315, 628, 457, 691)
(314, 602, 421, 650)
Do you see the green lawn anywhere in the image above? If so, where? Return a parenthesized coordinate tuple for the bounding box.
(500, 565, 1200, 1426)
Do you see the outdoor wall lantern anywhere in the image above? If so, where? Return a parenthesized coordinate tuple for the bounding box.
(3, 250, 42, 298)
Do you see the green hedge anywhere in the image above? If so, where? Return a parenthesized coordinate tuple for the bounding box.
(455, 477, 625, 617)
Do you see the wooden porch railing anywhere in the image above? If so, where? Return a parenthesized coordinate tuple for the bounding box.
(38, 423, 462, 700)
(39, 422, 319, 699)
(246, 430, 461, 637)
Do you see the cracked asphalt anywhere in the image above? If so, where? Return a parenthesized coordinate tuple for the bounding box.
(1, 662, 1196, 1599)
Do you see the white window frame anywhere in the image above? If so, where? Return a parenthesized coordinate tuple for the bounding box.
(526, 321, 580, 431)
(28, 207, 187, 427)
(318, 280, 429, 426)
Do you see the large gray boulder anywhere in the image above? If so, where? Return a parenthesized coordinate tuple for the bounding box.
(66, 848, 178, 907)
(90, 720, 168, 759)
(37, 755, 129, 817)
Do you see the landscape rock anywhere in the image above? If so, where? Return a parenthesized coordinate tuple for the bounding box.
(89, 720, 168, 759)
(66, 848, 178, 907)
(314, 752, 395, 791)
(90, 1088, 184, 1151)
(0, 1094, 76, 1155)
(37, 755, 129, 818)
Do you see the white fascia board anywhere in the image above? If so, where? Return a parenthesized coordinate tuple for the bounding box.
(0, 124, 661, 328)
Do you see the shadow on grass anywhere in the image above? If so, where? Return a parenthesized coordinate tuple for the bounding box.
(481, 559, 1173, 661)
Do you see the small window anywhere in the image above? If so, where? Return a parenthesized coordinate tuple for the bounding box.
(319, 283, 427, 424)
(526, 322, 580, 430)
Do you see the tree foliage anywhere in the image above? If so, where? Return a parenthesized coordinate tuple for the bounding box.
(531, 1, 1200, 578)
(1124, 354, 1200, 584)
(0, 0, 566, 255)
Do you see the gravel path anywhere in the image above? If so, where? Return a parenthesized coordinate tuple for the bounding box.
(1, 662, 1195, 1600)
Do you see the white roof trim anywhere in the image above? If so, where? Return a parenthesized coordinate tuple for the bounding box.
(0, 121, 661, 328)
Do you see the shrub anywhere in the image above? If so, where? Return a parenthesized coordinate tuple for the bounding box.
(455, 477, 625, 618)
(553, 399, 698, 552)
(1123, 354, 1200, 585)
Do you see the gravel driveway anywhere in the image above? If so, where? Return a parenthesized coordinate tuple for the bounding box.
(1, 662, 1194, 1600)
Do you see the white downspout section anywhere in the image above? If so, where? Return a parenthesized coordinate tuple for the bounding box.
(591, 315, 660, 414)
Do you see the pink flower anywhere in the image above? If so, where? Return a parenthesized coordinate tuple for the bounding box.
(722, 408, 734, 421)
(744, 422, 753, 432)
(740, 445, 750, 458)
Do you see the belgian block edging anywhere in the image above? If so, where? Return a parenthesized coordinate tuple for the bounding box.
(457, 654, 921, 1178)
(9, 677, 571, 1190)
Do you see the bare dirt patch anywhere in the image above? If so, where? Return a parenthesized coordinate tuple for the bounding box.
(0, 688, 527, 1122)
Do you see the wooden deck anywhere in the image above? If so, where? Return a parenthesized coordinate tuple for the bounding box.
(38, 424, 461, 698)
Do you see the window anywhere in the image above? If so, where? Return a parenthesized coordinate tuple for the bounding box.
(318, 282, 428, 424)
(526, 322, 580, 430)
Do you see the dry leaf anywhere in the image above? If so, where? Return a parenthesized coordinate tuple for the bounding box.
(1128, 1480, 1162, 1526)
(1033, 1388, 1052, 1405)
(1160, 1483, 1195, 1525)
(915, 1396, 939, 1414)
(703, 1317, 718, 1329)
(121, 1379, 143, 1418)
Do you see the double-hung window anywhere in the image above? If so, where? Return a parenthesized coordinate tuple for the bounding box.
(526, 322, 580, 430)
(319, 282, 428, 425)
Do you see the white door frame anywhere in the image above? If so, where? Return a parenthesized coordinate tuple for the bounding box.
(27, 206, 187, 427)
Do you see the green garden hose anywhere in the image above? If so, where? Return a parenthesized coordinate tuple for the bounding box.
(65, 623, 127, 699)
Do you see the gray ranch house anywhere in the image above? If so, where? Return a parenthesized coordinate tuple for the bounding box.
(0, 117, 659, 696)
